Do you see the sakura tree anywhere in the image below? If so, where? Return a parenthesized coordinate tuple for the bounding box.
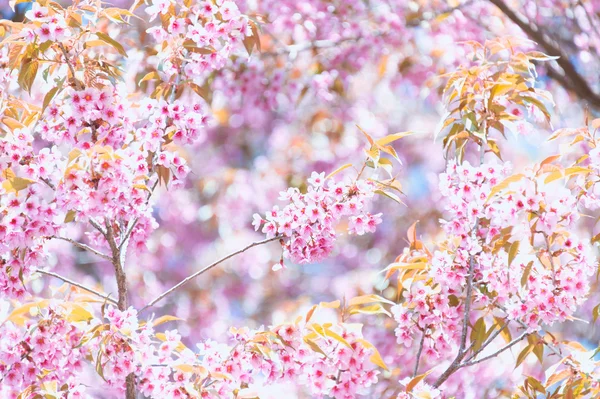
(0, 0, 600, 399)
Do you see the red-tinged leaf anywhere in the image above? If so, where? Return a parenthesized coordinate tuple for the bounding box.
(540, 154, 561, 167)
(405, 369, 434, 392)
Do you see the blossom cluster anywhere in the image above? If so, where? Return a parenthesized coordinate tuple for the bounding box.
(15, 306, 380, 398)
(253, 172, 382, 267)
(22, 2, 71, 43)
(0, 131, 63, 298)
(0, 308, 88, 399)
(145, 0, 252, 82)
(392, 160, 597, 360)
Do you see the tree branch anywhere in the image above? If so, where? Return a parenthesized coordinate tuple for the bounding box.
(35, 269, 117, 305)
(488, 0, 600, 109)
(413, 330, 426, 377)
(49, 236, 112, 262)
(58, 43, 83, 91)
(104, 218, 135, 398)
(139, 235, 282, 312)
(461, 331, 530, 367)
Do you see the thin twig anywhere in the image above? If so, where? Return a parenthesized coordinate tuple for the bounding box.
(49, 236, 112, 261)
(118, 179, 159, 252)
(58, 43, 83, 91)
(35, 269, 117, 305)
(40, 177, 55, 190)
(89, 218, 107, 236)
(140, 235, 282, 312)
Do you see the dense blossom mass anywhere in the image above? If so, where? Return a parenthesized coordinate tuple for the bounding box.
(1, 0, 600, 398)
(253, 172, 382, 268)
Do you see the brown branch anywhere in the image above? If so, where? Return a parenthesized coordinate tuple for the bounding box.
(488, 0, 600, 109)
(104, 218, 135, 398)
(58, 43, 83, 91)
(413, 330, 426, 377)
(139, 235, 282, 312)
(35, 269, 117, 305)
(461, 331, 530, 367)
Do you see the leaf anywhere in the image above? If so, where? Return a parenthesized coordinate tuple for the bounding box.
(593, 304, 600, 323)
(515, 343, 533, 368)
(243, 34, 256, 55)
(405, 369, 434, 392)
(508, 241, 519, 266)
(18, 58, 38, 93)
(1, 116, 24, 130)
(2, 176, 36, 193)
(521, 261, 534, 287)
(250, 21, 261, 52)
(486, 174, 525, 203)
(5, 300, 49, 326)
(375, 189, 405, 206)
(348, 294, 394, 307)
(42, 86, 59, 112)
(64, 210, 76, 223)
(96, 32, 127, 56)
(326, 163, 353, 180)
(376, 131, 413, 146)
(470, 317, 486, 352)
(303, 337, 327, 357)
(310, 324, 352, 349)
(356, 125, 374, 146)
(525, 376, 546, 393)
(494, 317, 512, 343)
(66, 304, 93, 322)
(189, 82, 209, 101)
(348, 303, 391, 317)
(152, 315, 182, 326)
(139, 71, 160, 85)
